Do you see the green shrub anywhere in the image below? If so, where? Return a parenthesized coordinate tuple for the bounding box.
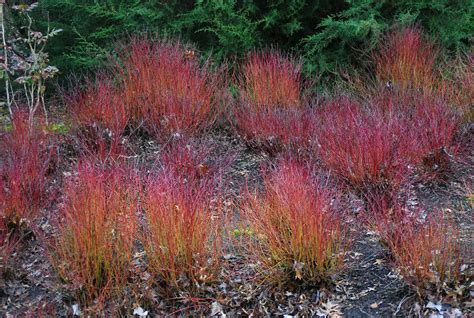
(15, 0, 473, 77)
(303, 0, 473, 75)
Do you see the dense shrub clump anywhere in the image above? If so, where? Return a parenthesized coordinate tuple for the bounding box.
(239, 51, 304, 110)
(370, 198, 468, 299)
(316, 97, 413, 196)
(33, 1, 473, 76)
(119, 38, 226, 138)
(68, 38, 226, 142)
(0, 111, 55, 279)
(234, 51, 314, 155)
(67, 75, 129, 161)
(141, 141, 225, 293)
(51, 163, 139, 308)
(374, 27, 438, 92)
(0, 111, 55, 227)
(0, 216, 13, 275)
(0, 7, 470, 315)
(242, 158, 348, 285)
(69, 75, 129, 138)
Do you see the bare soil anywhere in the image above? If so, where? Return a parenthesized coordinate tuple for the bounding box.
(1, 128, 472, 317)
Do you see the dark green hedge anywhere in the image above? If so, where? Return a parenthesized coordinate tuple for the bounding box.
(22, 0, 474, 76)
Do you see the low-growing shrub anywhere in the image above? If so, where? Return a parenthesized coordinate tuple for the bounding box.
(375, 91, 459, 181)
(51, 163, 139, 308)
(158, 138, 221, 181)
(451, 52, 474, 120)
(412, 95, 459, 180)
(73, 129, 127, 165)
(234, 106, 315, 155)
(374, 27, 438, 93)
(372, 26, 472, 126)
(436, 52, 474, 118)
(68, 75, 130, 137)
(141, 141, 224, 293)
(372, 201, 467, 299)
(239, 51, 304, 110)
(316, 97, 413, 196)
(66, 76, 130, 163)
(234, 51, 313, 154)
(241, 158, 347, 285)
(391, 217, 463, 296)
(0, 111, 54, 227)
(119, 38, 225, 138)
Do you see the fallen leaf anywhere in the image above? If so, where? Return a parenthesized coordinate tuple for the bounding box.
(133, 306, 149, 317)
(211, 301, 225, 316)
(426, 301, 442, 312)
(72, 304, 81, 316)
(374, 259, 384, 265)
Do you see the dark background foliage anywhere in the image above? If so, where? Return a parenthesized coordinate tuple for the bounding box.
(9, 0, 474, 77)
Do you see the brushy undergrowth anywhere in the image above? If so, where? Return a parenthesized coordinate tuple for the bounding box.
(241, 158, 348, 285)
(316, 89, 460, 197)
(0, 21, 470, 315)
(66, 75, 129, 162)
(374, 27, 438, 93)
(141, 140, 226, 294)
(119, 38, 227, 138)
(369, 197, 470, 301)
(234, 106, 316, 155)
(51, 162, 139, 309)
(0, 216, 14, 276)
(68, 75, 130, 138)
(373, 27, 473, 121)
(0, 111, 55, 228)
(234, 51, 314, 155)
(239, 51, 304, 110)
(67, 37, 228, 142)
(316, 97, 413, 197)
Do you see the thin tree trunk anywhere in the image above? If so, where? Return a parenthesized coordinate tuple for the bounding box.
(0, 1, 13, 119)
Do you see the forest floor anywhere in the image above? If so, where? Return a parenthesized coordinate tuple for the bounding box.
(1, 126, 473, 317)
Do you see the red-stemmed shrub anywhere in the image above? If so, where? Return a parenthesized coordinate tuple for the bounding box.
(159, 138, 215, 180)
(0, 111, 54, 227)
(141, 140, 224, 293)
(316, 97, 413, 196)
(452, 52, 474, 120)
(234, 51, 313, 154)
(374, 26, 438, 92)
(119, 38, 225, 138)
(234, 106, 316, 155)
(239, 51, 304, 110)
(241, 158, 348, 285)
(371, 199, 467, 299)
(412, 95, 459, 180)
(0, 191, 19, 276)
(50, 162, 139, 308)
(433, 52, 474, 121)
(390, 216, 463, 295)
(373, 27, 471, 123)
(74, 130, 127, 165)
(67, 75, 129, 163)
(68, 75, 130, 137)
(374, 91, 459, 181)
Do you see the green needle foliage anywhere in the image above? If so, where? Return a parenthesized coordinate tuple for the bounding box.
(8, 0, 472, 77)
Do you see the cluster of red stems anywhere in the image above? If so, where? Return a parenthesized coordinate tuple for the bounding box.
(68, 39, 226, 151)
(1, 111, 54, 274)
(45, 139, 225, 308)
(0, 27, 470, 311)
(242, 158, 348, 284)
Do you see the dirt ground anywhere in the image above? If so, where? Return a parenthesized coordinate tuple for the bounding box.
(1, 128, 473, 317)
